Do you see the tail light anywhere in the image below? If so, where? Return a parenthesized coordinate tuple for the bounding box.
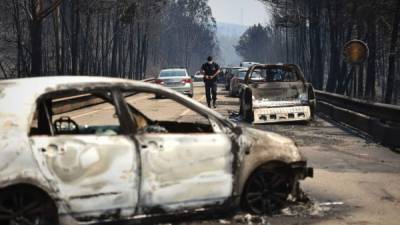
(181, 78, 192, 84)
(155, 79, 165, 85)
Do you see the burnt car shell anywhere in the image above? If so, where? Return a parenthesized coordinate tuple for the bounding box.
(241, 64, 316, 124)
(0, 76, 313, 225)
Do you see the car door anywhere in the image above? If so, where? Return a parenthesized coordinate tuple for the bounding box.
(29, 90, 139, 221)
(123, 92, 234, 212)
(136, 132, 233, 211)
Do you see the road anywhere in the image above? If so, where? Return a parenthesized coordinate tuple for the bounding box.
(196, 84, 400, 225)
(64, 83, 400, 225)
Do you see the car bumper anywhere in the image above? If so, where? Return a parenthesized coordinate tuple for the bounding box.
(253, 105, 311, 124)
(167, 86, 193, 95)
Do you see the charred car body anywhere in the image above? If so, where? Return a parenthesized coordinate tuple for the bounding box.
(224, 67, 246, 91)
(240, 64, 316, 124)
(0, 77, 312, 225)
(229, 68, 248, 97)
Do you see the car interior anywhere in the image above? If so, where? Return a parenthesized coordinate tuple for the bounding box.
(30, 89, 215, 136)
(30, 91, 121, 136)
(124, 92, 214, 134)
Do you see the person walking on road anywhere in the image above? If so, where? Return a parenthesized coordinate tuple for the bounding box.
(201, 56, 220, 108)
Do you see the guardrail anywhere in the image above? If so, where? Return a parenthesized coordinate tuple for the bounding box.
(315, 90, 400, 148)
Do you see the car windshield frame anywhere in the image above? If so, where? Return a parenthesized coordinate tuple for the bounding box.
(249, 67, 300, 83)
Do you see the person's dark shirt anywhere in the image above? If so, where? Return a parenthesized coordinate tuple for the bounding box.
(201, 62, 220, 84)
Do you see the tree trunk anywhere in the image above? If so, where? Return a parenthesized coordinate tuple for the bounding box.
(70, 0, 80, 75)
(384, 0, 400, 104)
(111, 19, 120, 76)
(326, 2, 340, 92)
(30, 19, 43, 76)
(365, 14, 377, 100)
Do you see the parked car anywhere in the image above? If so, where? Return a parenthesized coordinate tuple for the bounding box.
(224, 67, 245, 91)
(193, 71, 204, 82)
(239, 64, 316, 124)
(229, 68, 249, 97)
(240, 62, 260, 68)
(155, 68, 193, 98)
(0, 76, 312, 225)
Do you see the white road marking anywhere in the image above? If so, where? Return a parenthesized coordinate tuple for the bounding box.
(72, 94, 151, 119)
(72, 109, 103, 119)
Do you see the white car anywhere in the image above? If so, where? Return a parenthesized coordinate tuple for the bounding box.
(0, 76, 312, 225)
(193, 71, 204, 82)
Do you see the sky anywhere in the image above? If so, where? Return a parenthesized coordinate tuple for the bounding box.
(208, 0, 271, 26)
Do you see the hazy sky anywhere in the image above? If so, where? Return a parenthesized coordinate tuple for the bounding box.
(208, 0, 270, 26)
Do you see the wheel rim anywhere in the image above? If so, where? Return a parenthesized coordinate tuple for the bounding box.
(244, 169, 291, 215)
(0, 188, 56, 225)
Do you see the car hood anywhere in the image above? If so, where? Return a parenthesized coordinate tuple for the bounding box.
(238, 126, 304, 163)
(249, 82, 306, 101)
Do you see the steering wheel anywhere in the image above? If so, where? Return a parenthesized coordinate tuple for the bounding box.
(54, 116, 80, 134)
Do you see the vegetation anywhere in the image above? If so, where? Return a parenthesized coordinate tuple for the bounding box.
(0, 0, 217, 79)
(236, 0, 400, 104)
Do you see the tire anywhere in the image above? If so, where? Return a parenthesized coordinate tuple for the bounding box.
(242, 166, 293, 215)
(0, 186, 59, 225)
(188, 93, 193, 98)
(241, 89, 254, 123)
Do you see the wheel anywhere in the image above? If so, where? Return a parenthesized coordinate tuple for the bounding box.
(0, 186, 59, 225)
(188, 93, 193, 98)
(242, 166, 293, 215)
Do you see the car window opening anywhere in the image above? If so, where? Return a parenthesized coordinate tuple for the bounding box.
(250, 67, 299, 83)
(123, 91, 215, 134)
(30, 91, 122, 136)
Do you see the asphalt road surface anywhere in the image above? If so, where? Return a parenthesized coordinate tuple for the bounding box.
(60, 83, 400, 225)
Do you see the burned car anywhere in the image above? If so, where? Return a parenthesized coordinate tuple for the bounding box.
(240, 64, 316, 124)
(229, 68, 248, 97)
(0, 76, 312, 225)
(224, 67, 245, 91)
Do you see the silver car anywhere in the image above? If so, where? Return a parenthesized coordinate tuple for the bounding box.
(155, 68, 193, 98)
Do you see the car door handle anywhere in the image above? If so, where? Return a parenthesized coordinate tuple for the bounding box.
(47, 144, 59, 152)
(41, 144, 64, 153)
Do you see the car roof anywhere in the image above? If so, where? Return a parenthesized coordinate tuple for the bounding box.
(160, 68, 187, 71)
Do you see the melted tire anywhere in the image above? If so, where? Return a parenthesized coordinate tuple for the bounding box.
(0, 186, 58, 225)
(242, 167, 293, 215)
